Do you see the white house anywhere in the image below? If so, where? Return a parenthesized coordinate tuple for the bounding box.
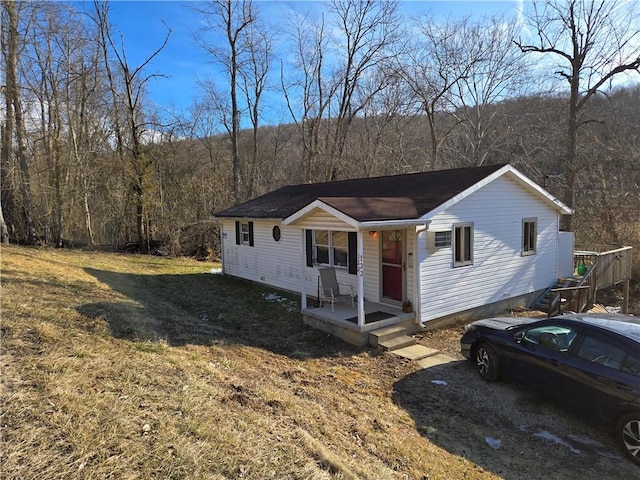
(214, 164, 574, 346)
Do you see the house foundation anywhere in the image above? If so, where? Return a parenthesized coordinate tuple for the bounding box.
(303, 290, 546, 347)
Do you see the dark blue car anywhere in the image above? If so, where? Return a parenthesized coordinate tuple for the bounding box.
(460, 313, 640, 466)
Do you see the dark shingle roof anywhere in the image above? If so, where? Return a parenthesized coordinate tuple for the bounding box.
(214, 164, 507, 222)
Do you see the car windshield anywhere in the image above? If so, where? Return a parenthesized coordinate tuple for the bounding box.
(519, 325, 578, 352)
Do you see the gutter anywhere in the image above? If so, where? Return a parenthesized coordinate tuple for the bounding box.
(358, 219, 430, 229)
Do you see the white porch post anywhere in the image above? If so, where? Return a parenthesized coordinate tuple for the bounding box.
(357, 230, 365, 326)
(300, 229, 307, 309)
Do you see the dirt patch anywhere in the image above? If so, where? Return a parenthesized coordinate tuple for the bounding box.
(596, 279, 640, 315)
(406, 321, 639, 479)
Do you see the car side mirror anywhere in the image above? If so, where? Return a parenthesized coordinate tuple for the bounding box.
(515, 331, 539, 351)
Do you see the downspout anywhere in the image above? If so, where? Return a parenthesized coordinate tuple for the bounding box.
(300, 229, 308, 309)
(414, 223, 430, 328)
(357, 230, 365, 326)
(220, 221, 225, 275)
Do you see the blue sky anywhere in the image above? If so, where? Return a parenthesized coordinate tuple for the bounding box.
(97, 1, 524, 116)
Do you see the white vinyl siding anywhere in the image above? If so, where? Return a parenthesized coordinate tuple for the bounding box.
(419, 175, 560, 323)
(221, 174, 562, 323)
(295, 210, 352, 230)
(222, 218, 363, 301)
(222, 220, 303, 292)
(362, 232, 381, 303)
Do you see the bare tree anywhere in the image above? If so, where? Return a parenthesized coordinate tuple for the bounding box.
(283, 0, 400, 182)
(348, 71, 417, 177)
(515, 0, 640, 229)
(323, 0, 400, 180)
(2, 0, 37, 244)
(239, 18, 272, 197)
(0, 191, 8, 244)
(449, 16, 531, 167)
(282, 9, 332, 183)
(394, 14, 476, 170)
(94, 1, 171, 251)
(194, 0, 255, 204)
(28, 2, 79, 247)
(1, 2, 16, 244)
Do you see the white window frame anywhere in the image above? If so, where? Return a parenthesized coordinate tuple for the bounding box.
(313, 229, 348, 269)
(331, 231, 348, 268)
(522, 218, 537, 256)
(453, 223, 474, 267)
(314, 230, 330, 265)
(240, 222, 250, 245)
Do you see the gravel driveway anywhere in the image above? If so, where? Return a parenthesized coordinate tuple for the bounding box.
(391, 325, 639, 480)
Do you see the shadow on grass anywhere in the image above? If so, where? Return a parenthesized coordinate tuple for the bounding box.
(79, 267, 358, 359)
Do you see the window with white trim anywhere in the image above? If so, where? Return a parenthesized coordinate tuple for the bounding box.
(332, 231, 348, 267)
(240, 222, 250, 244)
(235, 220, 254, 246)
(453, 223, 473, 267)
(315, 230, 330, 264)
(522, 218, 537, 255)
(314, 230, 348, 268)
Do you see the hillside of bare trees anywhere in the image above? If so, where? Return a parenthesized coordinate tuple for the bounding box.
(1, 0, 639, 270)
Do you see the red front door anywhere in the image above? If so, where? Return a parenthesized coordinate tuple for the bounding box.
(381, 230, 404, 302)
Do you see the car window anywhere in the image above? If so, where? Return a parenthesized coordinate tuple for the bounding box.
(575, 336, 627, 370)
(621, 353, 640, 377)
(522, 325, 578, 352)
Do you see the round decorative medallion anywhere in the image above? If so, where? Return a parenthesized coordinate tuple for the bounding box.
(272, 225, 281, 241)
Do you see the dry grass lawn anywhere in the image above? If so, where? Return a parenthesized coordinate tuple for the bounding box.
(1, 245, 499, 480)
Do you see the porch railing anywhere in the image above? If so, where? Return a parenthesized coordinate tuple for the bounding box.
(547, 263, 597, 317)
(574, 245, 633, 290)
(542, 245, 632, 316)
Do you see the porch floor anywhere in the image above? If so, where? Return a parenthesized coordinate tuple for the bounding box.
(302, 299, 418, 346)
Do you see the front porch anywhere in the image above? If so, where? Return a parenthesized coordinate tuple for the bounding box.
(302, 299, 418, 347)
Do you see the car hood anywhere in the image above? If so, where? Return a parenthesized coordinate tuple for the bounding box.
(469, 317, 539, 331)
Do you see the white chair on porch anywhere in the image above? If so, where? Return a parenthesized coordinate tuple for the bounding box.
(318, 267, 355, 312)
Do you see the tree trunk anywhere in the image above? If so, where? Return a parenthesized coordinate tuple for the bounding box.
(1, 30, 16, 243)
(5, 0, 36, 244)
(0, 200, 9, 244)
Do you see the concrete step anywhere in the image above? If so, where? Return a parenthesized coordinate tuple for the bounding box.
(416, 353, 458, 369)
(368, 325, 408, 347)
(378, 335, 416, 351)
(392, 344, 439, 361)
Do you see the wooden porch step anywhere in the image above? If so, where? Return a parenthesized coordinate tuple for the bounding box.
(532, 277, 578, 314)
(378, 335, 417, 351)
(368, 325, 409, 348)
